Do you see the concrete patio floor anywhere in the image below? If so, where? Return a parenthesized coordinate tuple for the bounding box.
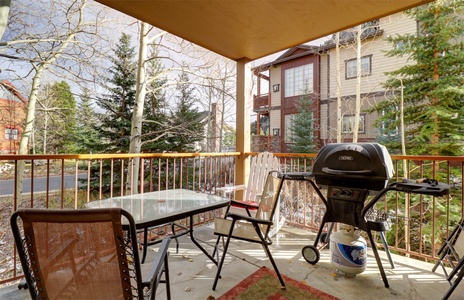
(1, 224, 463, 300)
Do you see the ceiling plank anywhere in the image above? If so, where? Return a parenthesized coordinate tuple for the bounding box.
(95, 0, 434, 61)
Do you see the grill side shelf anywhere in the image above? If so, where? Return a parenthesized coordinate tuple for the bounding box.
(391, 181, 451, 196)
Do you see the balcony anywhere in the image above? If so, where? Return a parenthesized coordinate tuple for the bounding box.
(253, 93, 270, 113)
(0, 152, 463, 299)
(2, 224, 463, 299)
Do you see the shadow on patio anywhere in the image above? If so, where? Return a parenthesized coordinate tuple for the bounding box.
(3, 224, 461, 300)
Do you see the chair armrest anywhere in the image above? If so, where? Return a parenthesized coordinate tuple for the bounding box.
(226, 212, 273, 226)
(230, 200, 259, 209)
(216, 185, 246, 196)
(142, 238, 171, 289)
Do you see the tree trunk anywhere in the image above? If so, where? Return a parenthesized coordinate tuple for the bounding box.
(16, 1, 86, 195)
(335, 32, 342, 143)
(16, 66, 45, 196)
(0, 0, 11, 40)
(352, 25, 362, 142)
(128, 21, 149, 194)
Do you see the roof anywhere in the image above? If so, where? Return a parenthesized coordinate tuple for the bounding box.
(252, 45, 320, 73)
(0, 80, 28, 104)
(95, 0, 433, 61)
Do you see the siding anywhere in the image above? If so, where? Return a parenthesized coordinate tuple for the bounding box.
(320, 104, 328, 140)
(320, 54, 329, 100)
(323, 13, 416, 142)
(270, 65, 281, 131)
(327, 13, 416, 98)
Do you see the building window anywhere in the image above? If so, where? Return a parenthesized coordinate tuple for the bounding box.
(380, 108, 398, 137)
(342, 114, 365, 133)
(345, 56, 372, 79)
(5, 128, 19, 140)
(284, 63, 313, 97)
(284, 114, 296, 143)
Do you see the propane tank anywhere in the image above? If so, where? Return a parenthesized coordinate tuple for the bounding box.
(330, 225, 367, 275)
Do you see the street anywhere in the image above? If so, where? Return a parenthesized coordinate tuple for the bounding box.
(0, 174, 87, 196)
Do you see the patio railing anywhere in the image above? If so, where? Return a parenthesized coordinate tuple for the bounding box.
(0, 151, 463, 285)
(0, 152, 238, 285)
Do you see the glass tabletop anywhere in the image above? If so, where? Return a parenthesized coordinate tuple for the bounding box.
(86, 189, 229, 228)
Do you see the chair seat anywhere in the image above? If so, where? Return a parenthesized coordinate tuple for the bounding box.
(214, 218, 265, 242)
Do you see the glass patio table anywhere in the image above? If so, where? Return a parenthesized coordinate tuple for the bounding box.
(86, 189, 229, 264)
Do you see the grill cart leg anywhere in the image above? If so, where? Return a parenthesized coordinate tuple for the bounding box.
(367, 225, 389, 288)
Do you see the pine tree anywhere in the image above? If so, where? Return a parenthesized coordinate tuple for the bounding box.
(53, 81, 77, 154)
(75, 88, 99, 153)
(90, 33, 136, 192)
(168, 70, 206, 152)
(372, 0, 464, 155)
(35, 81, 77, 154)
(289, 90, 317, 153)
(95, 32, 136, 153)
(141, 44, 170, 152)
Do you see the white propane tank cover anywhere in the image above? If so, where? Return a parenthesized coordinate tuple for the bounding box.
(330, 229, 367, 275)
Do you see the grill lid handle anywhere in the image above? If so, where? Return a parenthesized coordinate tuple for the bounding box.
(322, 167, 373, 175)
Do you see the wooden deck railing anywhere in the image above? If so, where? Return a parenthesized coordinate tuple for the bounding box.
(1, 151, 463, 284)
(0, 152, 238, 285)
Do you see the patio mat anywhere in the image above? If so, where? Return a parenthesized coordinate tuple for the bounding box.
(217, 266, 339, 300)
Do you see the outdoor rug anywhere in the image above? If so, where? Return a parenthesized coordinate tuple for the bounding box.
(217, 267, 340, 300)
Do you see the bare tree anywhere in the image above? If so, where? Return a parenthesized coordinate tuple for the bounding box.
(0, 0, 10, 40)
(352, 25, 363, 142)
(200, 57, 236, 152)
(326, 20, 383, 143)
(335, 32, 342, 143)
(0, 0, 112, 194)
(126, 21, 237, 191)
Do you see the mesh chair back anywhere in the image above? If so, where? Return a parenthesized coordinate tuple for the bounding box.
(11, 208, 143, 300)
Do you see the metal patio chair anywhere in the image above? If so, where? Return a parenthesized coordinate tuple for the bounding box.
(212, 170, 285, 291)
(432, 217, 464, 300)
(11, 208, 171, 300)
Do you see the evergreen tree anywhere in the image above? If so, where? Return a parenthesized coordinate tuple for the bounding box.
(141, 44, 170, 152)
(289, 90, 317, 153)
(75, 88, 99, 153)
(372, 0, 464, 155)
(168, 69, 206, 152)
(95, 32, 136, 153)
(35, 81, 77, 154)
(53, 81, 77, 153)
(90, 33, 136, 192)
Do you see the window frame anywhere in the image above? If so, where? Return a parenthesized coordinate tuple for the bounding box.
(284, 114, 296, 143)
(5, 128, 19, 140)
(342, 114, 366, 134)
(284, 63, 314, 98)
(345, 55, 372, 79)
(380, 108, 399, 137)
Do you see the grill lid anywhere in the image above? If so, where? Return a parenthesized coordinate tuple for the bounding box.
(312, 143, 394, 191)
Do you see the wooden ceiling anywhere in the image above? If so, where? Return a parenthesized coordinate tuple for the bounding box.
(95, 0, 433, 61)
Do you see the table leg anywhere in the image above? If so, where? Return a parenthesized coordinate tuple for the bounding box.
(142, 228, 149, 264)
(188, 215, 218, 265)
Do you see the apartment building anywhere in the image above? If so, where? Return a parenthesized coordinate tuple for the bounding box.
(0, 80, 27, 154)
(252, 13, 416, 153)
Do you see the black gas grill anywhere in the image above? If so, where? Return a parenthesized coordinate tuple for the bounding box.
(312, 143, 392, 191)
(282, 143, 450, 288)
